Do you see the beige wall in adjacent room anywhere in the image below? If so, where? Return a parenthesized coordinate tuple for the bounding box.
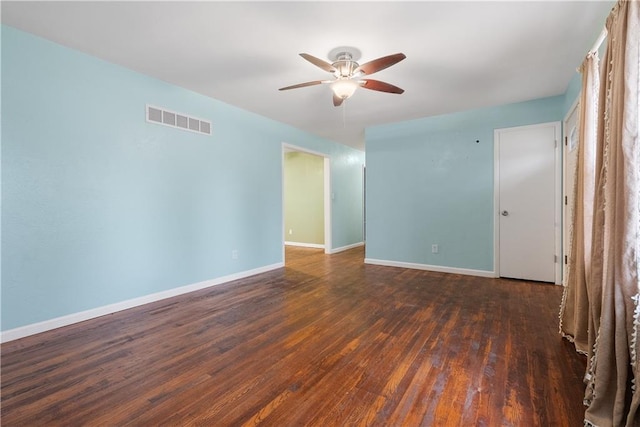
(284, 151, 324, 245)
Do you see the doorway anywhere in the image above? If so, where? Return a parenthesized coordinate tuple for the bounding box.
(282, 144, 331, 263)
(494, 122, 561, 283)
(563, 100, 580, 284)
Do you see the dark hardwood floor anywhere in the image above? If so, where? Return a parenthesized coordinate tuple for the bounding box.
(1, 246, 586, 426)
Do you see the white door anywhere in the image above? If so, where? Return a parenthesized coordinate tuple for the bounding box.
(495, 122, 560, 283)
(563, 103, 580, 283)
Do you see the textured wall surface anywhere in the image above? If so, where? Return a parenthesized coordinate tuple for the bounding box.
(365, 96, 564, 272)
(1, 26, 364, 331)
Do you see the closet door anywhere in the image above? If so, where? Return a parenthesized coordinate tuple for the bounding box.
(495, 122, 561, 283)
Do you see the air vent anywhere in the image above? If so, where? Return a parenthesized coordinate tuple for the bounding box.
(146, 104, 212, 136)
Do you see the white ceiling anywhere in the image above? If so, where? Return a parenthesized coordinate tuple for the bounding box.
(2, 1, 614, 151)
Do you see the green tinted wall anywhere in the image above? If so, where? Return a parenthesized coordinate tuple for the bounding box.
(284, 152, 324, 245)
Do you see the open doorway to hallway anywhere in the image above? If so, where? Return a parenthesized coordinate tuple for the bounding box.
(282, 144, 331, 265)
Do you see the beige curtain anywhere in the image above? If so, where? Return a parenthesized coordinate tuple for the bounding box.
(583, 1, 640, 426)
(560, 52, 600, 356)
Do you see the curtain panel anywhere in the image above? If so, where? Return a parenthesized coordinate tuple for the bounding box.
(583, 1, 640, 426)
(560, 52, 600, 356)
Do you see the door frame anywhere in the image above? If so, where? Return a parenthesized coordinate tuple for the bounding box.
(562, 96, 580, 285)
(493, 121, 562, 284)
(281, 143, 332, 258)
(362, 164, 366, 243)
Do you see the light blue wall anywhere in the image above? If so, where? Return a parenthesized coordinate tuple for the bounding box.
(563, 72, 582, 116)
(365, 96, 564, 272)
(1, 26, 364, 331)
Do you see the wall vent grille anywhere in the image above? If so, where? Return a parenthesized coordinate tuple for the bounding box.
(146, 104, 212, 136)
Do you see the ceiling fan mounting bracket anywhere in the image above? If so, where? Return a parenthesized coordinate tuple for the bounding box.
(334, 52, 353, 61)
(328, 47, 362, 78)
(328, 46, 361, 62)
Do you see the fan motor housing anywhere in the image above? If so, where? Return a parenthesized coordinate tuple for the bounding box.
(332, 52, 359, 78)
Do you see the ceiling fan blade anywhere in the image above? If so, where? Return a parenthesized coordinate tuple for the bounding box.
(354, 53, 406, 75)
(360, 79, 405, 94)
(333, 93, 344, 107)
(300, 53, 336, 73)
(279, 80, 327, 91)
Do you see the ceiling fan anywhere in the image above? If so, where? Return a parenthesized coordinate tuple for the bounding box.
(279, 49, 406, 107)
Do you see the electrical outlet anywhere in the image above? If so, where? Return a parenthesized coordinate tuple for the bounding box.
(232, 250, 238, 259)
(431, 244, 439, 254)
(289, 229, 293, 235)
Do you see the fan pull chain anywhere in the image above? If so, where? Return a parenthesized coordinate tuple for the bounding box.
(343, 100, 347, 128)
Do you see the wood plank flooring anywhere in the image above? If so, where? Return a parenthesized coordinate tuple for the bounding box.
(1, 246, 587, 426)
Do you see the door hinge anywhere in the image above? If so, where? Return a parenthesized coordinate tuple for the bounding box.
(554, 255, 558, 263)
(565, 195, 568, 205)
(564, 136, 568, 146)
(564, 255, 568, 265)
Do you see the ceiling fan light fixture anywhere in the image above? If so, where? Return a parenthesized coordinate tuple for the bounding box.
(280, 49, 405, 107)
(331, 79, 359, 100)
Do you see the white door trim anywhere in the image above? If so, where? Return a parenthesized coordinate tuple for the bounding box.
(281, 143, 332, 257)
(493, 121, 562, 284)
(562, 96, 580, 284)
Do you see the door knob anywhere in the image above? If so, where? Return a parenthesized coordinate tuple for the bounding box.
(501, 210, 509, 216)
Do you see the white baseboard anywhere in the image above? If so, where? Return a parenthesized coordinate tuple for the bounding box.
(328, 241, 365, 254)
(364, 258, 495, 278)
(284, 241, 325, 249)
(0, 262, 284, 343)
